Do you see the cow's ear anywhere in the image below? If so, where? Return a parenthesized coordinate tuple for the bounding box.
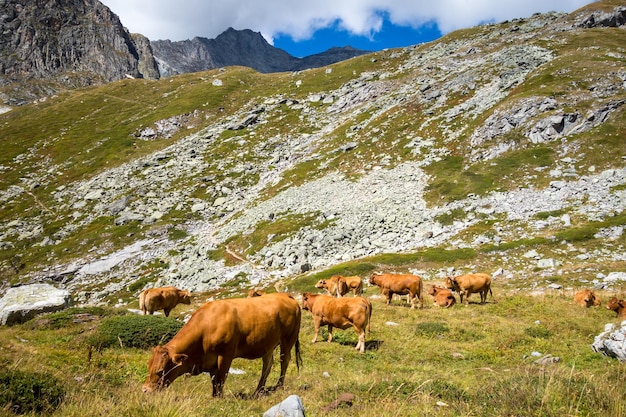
(172, 354, 188, 365)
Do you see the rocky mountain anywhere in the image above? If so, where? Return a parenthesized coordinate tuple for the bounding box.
(150, 28, 370, 77)
(0, 1, 625, 307)
(0, 0, 160, 106)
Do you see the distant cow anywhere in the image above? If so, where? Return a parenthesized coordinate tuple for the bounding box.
(428, 285, 456, 308)
(247, 289, 266, 298)
(369, 272, 423, 309)
(315, 277, 349, 298)
(301, 292, 372, 353)
(139, 286, 191, 317)
(606, 297, 626, 318)
(332, 275, 364, 296)
(142, 293, 302, 396)
(573, 289, 601, 308)
(444, 273, 493, 305)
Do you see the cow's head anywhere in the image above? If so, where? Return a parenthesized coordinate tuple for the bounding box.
(369, 273, 380, 285)
(301, 292, 316, 311)
(315, 280, 326, 289)
(142, 346, 188, 393)
(180, 290, 192, 305)
(444, 277, 458, 291)
(428, 285, 439, 296)
(606, 297, 624, 312)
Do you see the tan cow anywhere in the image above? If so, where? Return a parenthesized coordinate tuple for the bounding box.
(139, 286, 191, 317)
(428, 285, 456, 308)
(573, 289, 601, 308)
(606, 297, 626, 318)
(332, 275, 364, 296)
(301, 292, 372, 353)
(142, 293, 302, 396)
(315, 277, 349, 298)
(369, 272, 423, 309)
(444, 273, 493, 305)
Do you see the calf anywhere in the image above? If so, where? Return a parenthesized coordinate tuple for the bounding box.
(139, 286, 191, 317)
(428, 285, 456, 308)
(444, 273, 493, 305)
(331, 275, 364, 296)
(247, 289, 266, 298)
(606, 297, 626, 318)
(369, 272, 423, 309)
(573, 289, 601, 308)
(301, 292, 372, 353)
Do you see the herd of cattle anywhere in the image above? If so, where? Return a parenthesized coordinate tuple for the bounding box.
(138, 273, 626, 397)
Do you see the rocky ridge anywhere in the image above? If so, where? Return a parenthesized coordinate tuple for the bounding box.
(1, 3, 626, 306)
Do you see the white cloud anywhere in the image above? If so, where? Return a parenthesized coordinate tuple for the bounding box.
(101, 0, 592, 42)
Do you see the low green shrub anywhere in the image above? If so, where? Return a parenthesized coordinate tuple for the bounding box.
(88, 314, 183, 350)
(0, 370, 65, 415)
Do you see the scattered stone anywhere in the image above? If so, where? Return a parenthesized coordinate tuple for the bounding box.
(263, 394, 305, 417)
(592, 321, 626, 362)
(0, 284, 71, 326)
(534, 354, 561, 365)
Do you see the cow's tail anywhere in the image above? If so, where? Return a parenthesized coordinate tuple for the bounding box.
(295, 337, 303, 372)
(139, 290, 146, 314)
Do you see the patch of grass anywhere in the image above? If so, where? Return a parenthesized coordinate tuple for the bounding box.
(23, 307, 111, 330)
(0, 370, 65, 415)
(88, 315, 183, 350)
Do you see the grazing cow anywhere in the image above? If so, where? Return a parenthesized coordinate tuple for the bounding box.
(142, 293, 302, 397)
(315, 277, 349, 298)
(573, 289, 601, 308)
(368, 272, 424, 309)
(444, 273, 493, 305)
(606, 297, 626, 318)
(428, 285, 456, 308)
(301, 292, 372, 353)
(139, 286, 191, 317)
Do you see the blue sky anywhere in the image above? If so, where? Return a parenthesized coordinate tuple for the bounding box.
(101, 1, 592, 58)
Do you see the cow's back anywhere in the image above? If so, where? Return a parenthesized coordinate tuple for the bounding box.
(184, 293, 301, 358)
(456, 273, 491, 290)
(377, 273, 421, 292)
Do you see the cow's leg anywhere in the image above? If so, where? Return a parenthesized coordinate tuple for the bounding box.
(355, 327, 366, 353)
(254, 351, 274, 396)
(327, 325, 334, 343)
(212, 355, 233, 397)
(164, 308, 171, 317)
(276, 342, 291, 389)
(312, 319, 321, 343)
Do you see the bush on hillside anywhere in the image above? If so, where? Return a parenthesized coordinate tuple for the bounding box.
(0, 370, 65, 415)
(88, 314, 183, 350)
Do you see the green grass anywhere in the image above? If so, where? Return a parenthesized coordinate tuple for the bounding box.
(1, 290, 625, 416)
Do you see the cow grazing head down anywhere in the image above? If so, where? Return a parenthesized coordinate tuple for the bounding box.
(143, 346, 190, 392)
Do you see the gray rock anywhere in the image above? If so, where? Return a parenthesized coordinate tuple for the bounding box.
(592, 321, 626, 362)
(263, 395, 305, 417)
(0, 284, 71, 326)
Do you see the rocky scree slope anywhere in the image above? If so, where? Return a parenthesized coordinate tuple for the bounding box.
(1, 1, 626, 305)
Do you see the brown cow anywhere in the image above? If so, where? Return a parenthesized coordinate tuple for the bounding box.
(139, 286, 191, 317)
(315, 277, 349, 298)
(573, 289, 601, 308)
(428, 285, 456, 308)
(332, 275, 364, 296)
(606, 297, 626, 318)
(369, 272, 423, 309)
(142, 293, 302, 396)
(444, 273, 493, 305)
(301, 292, 372, 353)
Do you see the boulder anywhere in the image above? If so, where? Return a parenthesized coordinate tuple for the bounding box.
(592, 321, 626, 362)
(0, 284, 71, 326)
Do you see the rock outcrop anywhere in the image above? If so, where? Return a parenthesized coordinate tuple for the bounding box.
(592, 321, 626, 362)
(0, 0, 159, 105)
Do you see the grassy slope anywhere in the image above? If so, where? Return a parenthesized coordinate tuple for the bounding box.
(0, 288, 625, 416)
